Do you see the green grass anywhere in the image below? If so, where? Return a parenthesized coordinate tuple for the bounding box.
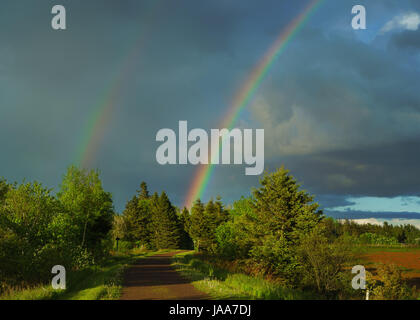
(0, 249, 165, 300)
(172, 251, 316, 300)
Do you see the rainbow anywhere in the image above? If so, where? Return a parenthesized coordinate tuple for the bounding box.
(76, 73, 122, 168)
(76, 1, 162, 168)
(183, 0, 325, 208)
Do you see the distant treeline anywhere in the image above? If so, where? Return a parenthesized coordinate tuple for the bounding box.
(323, 218, 420, 245)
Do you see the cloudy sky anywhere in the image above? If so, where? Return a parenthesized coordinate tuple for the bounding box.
(1, 0, 420, 226)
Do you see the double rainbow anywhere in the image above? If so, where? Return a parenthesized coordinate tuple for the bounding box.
(74, 0, 325, 207)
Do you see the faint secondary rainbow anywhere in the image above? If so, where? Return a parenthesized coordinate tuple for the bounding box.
(76, 2, 162, 168)
(183, 0, 325, 208)
(76, 71, 123, 168)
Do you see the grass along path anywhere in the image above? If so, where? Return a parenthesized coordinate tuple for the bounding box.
(172, 251, 315, 300)
(0, 250, 164, 300)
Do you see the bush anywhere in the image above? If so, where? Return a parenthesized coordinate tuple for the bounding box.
(297, 230, 355, 298)
(0, 167, 115, 288)
(368, 264, 415, 300)
(249, 235, 301, 286)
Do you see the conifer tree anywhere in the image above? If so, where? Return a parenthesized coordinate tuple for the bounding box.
(138, 181, 150, 200)
(149, 192, 161, 249)
(215, 195, 228, 224)
(179, 207, 193, 249)
(150, 192, 181, 249)
(121, 195, 139, 242)
(121, 195, 151, 247)
(249, 166, 323, 279)
(180, 207, 191, 234)
(189, 199, 216, 252)
(251, 166, 322, 243)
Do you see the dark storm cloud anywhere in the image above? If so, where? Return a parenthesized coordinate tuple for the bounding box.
(325, 210, 420, 220)
(0, 0, 248, 210)
(391, 29, 420, 50)
(249, 23, 420, 198)
(267, 138, 420, 197)
(1, 0, 420, 213)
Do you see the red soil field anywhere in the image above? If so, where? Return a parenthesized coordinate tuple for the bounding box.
(364, 251, 420, 289)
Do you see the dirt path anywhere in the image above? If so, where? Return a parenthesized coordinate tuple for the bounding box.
(120, 251, 208, 300)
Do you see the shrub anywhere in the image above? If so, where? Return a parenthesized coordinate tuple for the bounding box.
(368, 264, 415, 300)
(297, 230, 355, 298)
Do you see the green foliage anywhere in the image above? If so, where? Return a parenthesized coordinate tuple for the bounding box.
(173, 252, 316, 300)
(358, 232, 398, 245)
(327, 218, 420, 245)
(188, 198, 226, 253)
(251, 167, 322, 242)
(0, 182, 73, 284)
(111, 214, 127, 241)
(215, 197, 256, 259)
(58, 166, 114, 252)
(2, 163, 419, 300)
(0, 166, 115, 289)
(122, 195, 151, 246)
(248, 167, 323, 280)
(297, 229, 355, 297)
(367, 264, 415, 300)
(1, 251, 151, 300)
(137, 181, 150, 200)
(149, 192, 182, 249)
(178, 207, 194, 249)
(0, 178, 10, 203)
(188, 199, 207, 252)
(118, 183, 185, 250)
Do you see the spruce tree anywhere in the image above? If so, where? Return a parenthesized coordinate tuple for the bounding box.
(189, 199, 216, 252)
(179, 207, 193, 249)
(249, 166, 323, 279)
(150, 192, 181, 249)
(137, 181, 150, 200)
(251, 166, 322, 243)
(149, 192, 161, 249)
(215, 196, 228, 224)
(122, 195, 151, 247)
(122, 195, 139, 242)
(159, 192, 181, 249)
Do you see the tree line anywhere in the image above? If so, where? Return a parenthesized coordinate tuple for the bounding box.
(1, 164, 419, 298)
(116, 166, 419, 298)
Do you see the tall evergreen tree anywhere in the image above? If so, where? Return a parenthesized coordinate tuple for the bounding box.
(121, 195, 138, 242)
(121, 195, 151, 247)
(149, 192, 160, 249)
(214, 196, 228, 225)
(179, 207, 193, 249)
(137, 181, 150, 200)
(189, 199, 217, 252)
(150, 192, 181, 249)
(251, 166, 322, 243)
(248, 166, 323, 279)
